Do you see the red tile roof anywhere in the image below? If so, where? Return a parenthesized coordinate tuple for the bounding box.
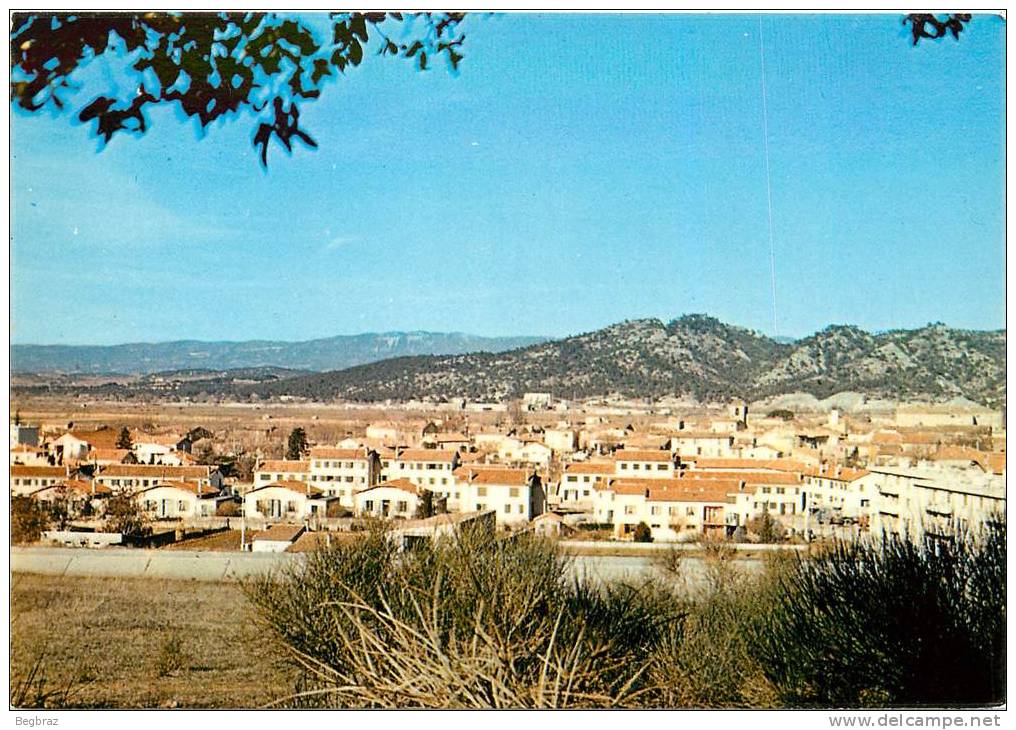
(613, 449, 674, 463)
(308, 447, 370, 460)
(257, 460, 310, 473)
(563, 461, 615, 475)
(96, 464, 212, 478)
(11, 465, 68, 477)
(396, 449, 458, 462)
(456, 467, 533, 486)
(250, 525, 305, 543)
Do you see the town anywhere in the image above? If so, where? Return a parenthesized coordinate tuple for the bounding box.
(10, 394, 1006, 552)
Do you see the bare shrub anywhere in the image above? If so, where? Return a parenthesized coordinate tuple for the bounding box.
(245, 523, 682, 708)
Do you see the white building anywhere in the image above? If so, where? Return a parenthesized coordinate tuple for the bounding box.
(93, 464, 221, 494)
(10, 444, 51, 466)
(11, 465, 71, 496)
(557, 461, 614, 508)
(868, 465, 1005, 542)
(612, 448, 676, 478)
(670, 432, 737, 458)
(243, 481, 330, 522)
(254, 459, 311, 485)
(455, 467, 545, 526)
(497, 438, 552, 468)
(354, 478, 421, 519)
(543, 428, 577, 454)
(249, 525, 305, 552)
(136, 481, 220, 519)
(307, 447, 380, 502)
(598, 478, 737, 542)
(380, 448, 460, 492)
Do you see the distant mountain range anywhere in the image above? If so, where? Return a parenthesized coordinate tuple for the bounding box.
(237, 315, 1003, 406)
(10, 332, 549, 374)
(14, 316, 1005, 408)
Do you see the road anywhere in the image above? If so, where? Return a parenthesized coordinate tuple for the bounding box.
(11, 546, 769, 590)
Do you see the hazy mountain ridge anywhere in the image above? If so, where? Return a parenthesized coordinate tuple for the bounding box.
(10, 332, 549, 374)
(241, 316, 1005, 407)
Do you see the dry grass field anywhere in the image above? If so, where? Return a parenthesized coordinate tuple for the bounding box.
(10, 573, 295, 708)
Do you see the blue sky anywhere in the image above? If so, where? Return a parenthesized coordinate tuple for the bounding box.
(10, 13, 1006, 345)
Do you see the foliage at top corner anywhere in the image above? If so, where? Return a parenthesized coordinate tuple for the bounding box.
(9, 11, 467, 166)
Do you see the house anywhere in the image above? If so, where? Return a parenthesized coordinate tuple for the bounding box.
(353, 478, 421, 519)
(543, 428, 577, 453)
(87, 448, 131, 466)
(132, 436, 188, 466)
(422, 432, 472, 452)
(243, 480, 329, 522)
(254, 459, 310, 482)
(557, 461, 614, 507)
(602, 478, 739, 542)
(10, 444, 51, 466)
(31, 480, 111, 517)
(135, 481, 220, 519)
(522, 392, 553, 410)
(497, 438, 552, 468)
(380, 448, 460, 492)
(365, 422, 401, 445)
(93, 464, 221, 494)
(802, 465, 873, 525)
(307, 447, 380, 502)
(455, 467, 545, 526)
(612, 448, 676, 478)
(50, 428, 122, 463)
(532, 512, 567, 538)
(249, 525, 306, 553)
(11, 465, 70, 496)
(670, 432, 737, 458)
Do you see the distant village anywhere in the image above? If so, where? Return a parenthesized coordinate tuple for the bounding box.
(10, 393, 1006, 552)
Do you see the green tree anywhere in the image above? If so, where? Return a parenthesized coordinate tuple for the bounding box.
(115, 426, 133, 450)
(286, 427, 309, 460)
(191, 438, 218, 465)
(747, 512, 784, 544)
(102, 493, 150, 539)
(633, 521, 654, 543)
(11, 12, 466, 166)
(766, 409, 794, 421)
(12, 496, 50, 544)
(415, 489, 435, 519)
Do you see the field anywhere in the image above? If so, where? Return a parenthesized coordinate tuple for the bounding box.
(10, 573, 294, 708)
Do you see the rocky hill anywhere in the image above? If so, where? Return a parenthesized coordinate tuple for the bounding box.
(16, 316, 1003, 407)
(10, 332, 548, 374)
(241, 316, 1005, 407)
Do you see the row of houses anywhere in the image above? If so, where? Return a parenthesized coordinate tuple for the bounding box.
(10, 424, 197, 467)
(551, 451, 1004, 542)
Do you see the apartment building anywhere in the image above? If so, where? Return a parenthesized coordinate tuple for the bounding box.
(558, 461, 614, 506)
(380, 448, 460, 492)
(670, 432, 737, 458)
(612, 448, 677, 478)
(11, 465, 72, 496)
(868, 465, 1005, 541)
(307, 447, 380, 500)
(603, 478, 738, 541)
